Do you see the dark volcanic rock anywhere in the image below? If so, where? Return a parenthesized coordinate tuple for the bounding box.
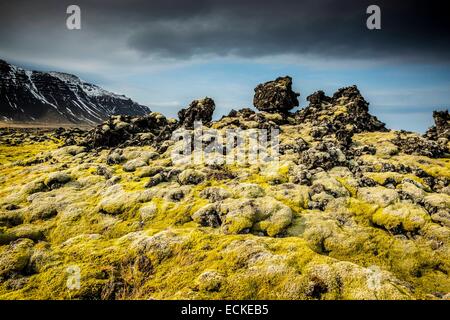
(227, 108, 255, 118)
(253, 76, 300, 113)
(54, 128, 86, 145)
(178, 97, 215, 128)
(216, 107, 289, 130)
(78, 112, 177, 149)
(301, 141, 348, 170)
(307, 90, 332, 106)
(424, 110, 449, 141)
(279, 138, 309, 155)
(295, 85, 386, 134)
(392, 131, 447, 158)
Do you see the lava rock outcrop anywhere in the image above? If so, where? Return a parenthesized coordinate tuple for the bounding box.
(78, 112, 177, 149)
(392, 131, 447, 158)
(253, 76, 300, 113)
(425, 110, 449, 141)
(178, 97, 215, 128)
(295, 85, 387, 135)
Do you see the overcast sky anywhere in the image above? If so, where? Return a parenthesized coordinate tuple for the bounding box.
(1, 0, 449, 132)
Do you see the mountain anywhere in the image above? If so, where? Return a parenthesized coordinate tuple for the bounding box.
(0, 59, 150, 124)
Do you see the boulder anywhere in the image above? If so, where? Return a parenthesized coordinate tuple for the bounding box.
(127, 230, 186, 263)
(424, 110, 449, 141)
(21, 179, 48, 195)
(253, 76, 300, 113)
(98, 186, 140, 215)
(233, 183, 265, 198)
(301, 142, 347, 170)
(0, 224, 46, 245)
(122, 158, 148, 172)
(178, 97, 215, 128)
(139, 203, 158, 222)
(372, 202, 430, 233)
(357, 186, 399, 208)
(0, 239, 34, 279)
(195, 270, 224, 292)
(178, 169, 206, 185)
(28, 201, 59, 222)
(311, 172, 350, 198)
(307, 90, 331, 106)
(44, 172, 71, 189)
(200, 187, 231, 202)
(192, 197, 293, 237)
(422, 193, 450, 214)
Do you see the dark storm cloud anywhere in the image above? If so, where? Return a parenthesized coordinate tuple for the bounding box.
(0, 0, 449, 63)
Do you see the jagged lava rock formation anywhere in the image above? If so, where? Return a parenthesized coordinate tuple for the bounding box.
(0, 59, 149, 124)
(78, 113, 178, 149)
(253, 76, 300, 113)
(296, 86, 387, 135)
(178, 97, 216, 128)
(0, 76, 449, 300)
(425, 110, 450, 141)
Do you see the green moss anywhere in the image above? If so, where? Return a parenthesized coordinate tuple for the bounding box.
(335, 177, 358, 197)
(0, 140, 60, 165)
(365, 172, 403, 185)
(372, 203, 430, 232)
(346, 198, 379, 220)
(0, 126, 448, 300)
(392, 155, 450, 179)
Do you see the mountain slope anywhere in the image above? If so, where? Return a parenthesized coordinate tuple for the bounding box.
(0, 59, 149, 124)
